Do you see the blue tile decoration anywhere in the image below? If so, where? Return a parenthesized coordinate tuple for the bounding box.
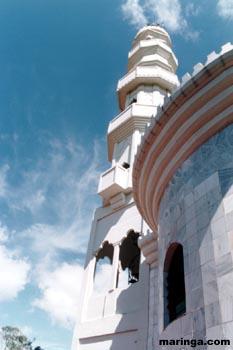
(159, 124, 233, 225)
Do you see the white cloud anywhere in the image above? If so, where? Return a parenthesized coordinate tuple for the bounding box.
(0, 164, 9, 198)
(0, 136, 105, 325)
(146, 0, 186, 32)
(121, 0, 199, 40)
(23, 222, 86, 259)
(18, 137, 104, 325)
(33, 263, 83, 328)
(0, 244, 30, 301)
(0, 223, 9, 243)
(18, 138, 104, 263)
(4, 137, 103, 217)
(121, 0, 147, 28)
(185, 3, 200, 17)
(0, 138, 104, 259)
(217, 0, 233, 19)
(0, 223, 30, 302)
(21, 190, 46, 214)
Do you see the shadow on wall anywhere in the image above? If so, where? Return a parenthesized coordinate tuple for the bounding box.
(110, 268, 148, 350)
(78, 224, 149, 350)
(79, 260, 149, 350)
(84, 208, 126, 268)
(79, 127, 233, 350)
(157, 124, 233, 348)
(159, 169, 233, 348)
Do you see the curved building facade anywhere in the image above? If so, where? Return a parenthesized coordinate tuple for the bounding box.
(133, 40, 233, 347)
(72, 25, 179, 350)
(73, 24, 233, 350)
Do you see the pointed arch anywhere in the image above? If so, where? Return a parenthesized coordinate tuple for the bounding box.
(118, 230, 141, 286)
(93, 241, 114, 294)
(95, 241, 114, 264)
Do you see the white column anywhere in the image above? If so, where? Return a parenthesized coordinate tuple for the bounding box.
(110, 244, 120, 291)
(80, 255, 96, 321)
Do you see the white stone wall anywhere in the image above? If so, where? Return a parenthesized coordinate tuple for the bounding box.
(76, 196, 150, 350)
(152, 124, 233, 349)
(147, 266, 159, 350)
(74, 25, 179, 350)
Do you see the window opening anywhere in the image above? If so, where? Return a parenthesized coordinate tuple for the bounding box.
(164, 243, 186, 327)
(129, 97, 137, 105)
(93, 241, 114, 294)
(122, 162, 130, 169)
(119, 231, 140, 286)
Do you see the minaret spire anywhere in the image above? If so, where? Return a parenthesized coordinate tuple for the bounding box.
(98, 25, 179, 208)
(73, 25, 179, 350)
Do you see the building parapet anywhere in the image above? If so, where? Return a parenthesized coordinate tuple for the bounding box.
(133, 43, 233, 233)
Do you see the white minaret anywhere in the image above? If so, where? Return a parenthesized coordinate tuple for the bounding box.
(72, 25, 179, 350)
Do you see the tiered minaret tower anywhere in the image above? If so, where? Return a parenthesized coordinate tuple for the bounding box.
(72, 25, 179, 350)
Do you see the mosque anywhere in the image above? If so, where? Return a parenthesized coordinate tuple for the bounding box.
(72, 25, 233, 349)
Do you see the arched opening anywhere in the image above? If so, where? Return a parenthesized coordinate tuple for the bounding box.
(118, 231, 140, 288)
(93, 241, 114, 294)
(164, 243, 186, 327)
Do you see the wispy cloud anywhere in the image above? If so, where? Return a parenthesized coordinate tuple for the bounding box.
(0, 223, 30, 301)
(28, 140, 102, 259)
(217, 0, 233, 19)
(121, 0, 199, 40)
(0, 135, 106, 326)
(33, 263, 83, 328)
(185, 3, 201, 17)
(3, 137, 105, 255)
(146, 0, 187, 32)
(121, 0, 147, 28)
(22, 137, 105, 325)
(0, 224, 8, 243)
(0, 165, 10, 198)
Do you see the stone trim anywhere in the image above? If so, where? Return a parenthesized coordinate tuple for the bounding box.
(133, 46, 233, 232)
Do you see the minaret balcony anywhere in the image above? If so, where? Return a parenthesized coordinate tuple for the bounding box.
(128, 39, 178, 72)
(117, 66, 179, 110)
(107, 103, 155, 161)
(108, 103, 155, 134)
(98, 164, 129, 200)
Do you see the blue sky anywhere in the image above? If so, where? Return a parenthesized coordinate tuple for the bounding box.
(0, 0, 233, 349)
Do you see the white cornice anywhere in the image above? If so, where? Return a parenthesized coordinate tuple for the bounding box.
(117, 66, 179, 110)
(133, 26, 172, 47)
(107, 103, 156, 161)
(128, 39, 178, 72)
(133, 45, 233, 233)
